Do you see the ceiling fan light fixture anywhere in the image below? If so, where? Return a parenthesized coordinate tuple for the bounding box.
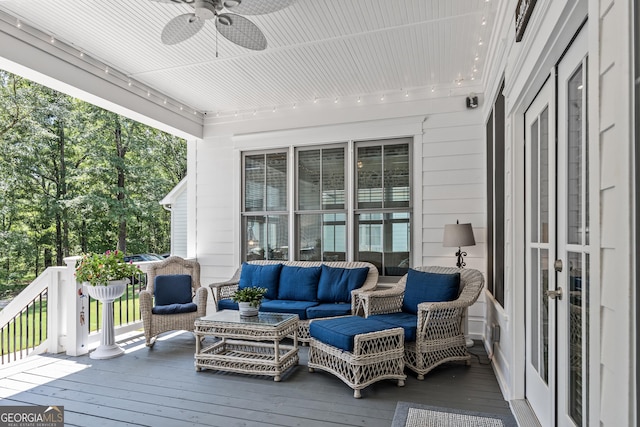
(194, 0, 217, 19)
(217, 15, 232, 26)
(223, 0, 241, 8)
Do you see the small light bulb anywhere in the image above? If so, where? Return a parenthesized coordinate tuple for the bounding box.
(105, 67, 109, 74)
(380, 95, 385, 101)
(273, 107, 276, 113)
(481, 17, 486, 26)
(357, 96, 361, 103)
(16, 20, 21, 28)
(334, 97, 338, 104)
(313, 97, 318, 104)
(405, 91, 409, 97)
(163, 99, 167, 104)
(180, 106, 183, 111)
(80, 51, 84, 57)
(50, 36, 55, 43)
(293, 103, 297, 109)
(147, 91, 151, 97)
(478, 38, 483, 46)
(128, 80, 132, 87)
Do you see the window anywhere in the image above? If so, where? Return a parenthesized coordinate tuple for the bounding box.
(241, 138, 412, 277)
(296, 146, 346, 261)
(486, 79, 506, 306)
(355, 141, 411, 276)
(242, 152, 289, 261)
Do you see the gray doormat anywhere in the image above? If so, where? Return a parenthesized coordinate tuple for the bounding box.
(391, 401, 518, 427)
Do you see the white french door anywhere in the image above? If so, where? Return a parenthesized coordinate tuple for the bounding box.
(525, 74, 556, 427)
(525, 27, 589, 427)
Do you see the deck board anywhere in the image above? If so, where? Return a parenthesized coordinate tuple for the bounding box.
(0, 332, 512, 426)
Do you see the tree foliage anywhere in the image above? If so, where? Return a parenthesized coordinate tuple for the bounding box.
(0, 70, 186, 287)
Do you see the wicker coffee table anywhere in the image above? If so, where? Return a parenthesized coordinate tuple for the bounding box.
(194, 310, 299, 381)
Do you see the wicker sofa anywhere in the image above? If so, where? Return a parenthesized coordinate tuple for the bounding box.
(358, 266, 484, 379)
(209, 260, 379, 343)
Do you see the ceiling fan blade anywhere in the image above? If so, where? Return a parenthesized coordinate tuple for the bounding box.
(215, 13, 267, 51)
(222, 0, 295, 16)
(161, 13, 205, 45)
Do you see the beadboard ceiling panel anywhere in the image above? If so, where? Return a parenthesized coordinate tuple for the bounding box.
(0, 0, 499, 117)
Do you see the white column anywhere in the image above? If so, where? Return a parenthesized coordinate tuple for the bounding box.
(62, 256, 88, 356)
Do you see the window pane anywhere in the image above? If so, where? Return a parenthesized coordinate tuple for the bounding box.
(357, 212, 410, 276)
(322, 148, 345, 209)
(298, 150, 321, 210)
(244, 155, 265, 212)
(266, 153, 287, 211)
(243, 215, 288, 261)
(298, 148, 345, 211)
(297, 213, 346, 261)
(357, 146, 383, 209)
(384, 144, 410, 208)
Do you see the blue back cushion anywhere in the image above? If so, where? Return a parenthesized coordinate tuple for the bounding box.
(317, 265, 369, 303)
(154, 274, 193, 306)
(401, 269, 460, 314)
(278, 266, 321, 301)
(239, 263, 283, 300)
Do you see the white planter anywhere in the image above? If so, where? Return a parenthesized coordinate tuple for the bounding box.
(238, 301, 259, 317)
(83, 280, 128, 359)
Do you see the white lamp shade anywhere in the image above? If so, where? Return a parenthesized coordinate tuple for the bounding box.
(443, 223, 476, 247)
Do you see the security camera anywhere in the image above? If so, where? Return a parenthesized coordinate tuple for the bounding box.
(466, 94, 479, 109)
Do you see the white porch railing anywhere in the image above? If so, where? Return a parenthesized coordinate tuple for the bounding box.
(0, 257, 157, 364)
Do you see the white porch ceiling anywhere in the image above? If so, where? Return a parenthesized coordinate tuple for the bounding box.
(0, 0, 499, 119)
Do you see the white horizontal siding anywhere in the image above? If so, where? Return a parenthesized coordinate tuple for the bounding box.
(171, 189, 188, 257)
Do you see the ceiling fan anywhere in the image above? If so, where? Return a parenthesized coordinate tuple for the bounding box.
(151, 0, 295, 51)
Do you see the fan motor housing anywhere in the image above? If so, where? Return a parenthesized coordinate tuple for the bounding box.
(195, 0, 220, 19)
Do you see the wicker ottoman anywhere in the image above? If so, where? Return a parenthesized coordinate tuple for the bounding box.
(308, 316, 406, 398)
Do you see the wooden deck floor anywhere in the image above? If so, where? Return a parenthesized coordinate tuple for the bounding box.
(0, 332, 513, 426)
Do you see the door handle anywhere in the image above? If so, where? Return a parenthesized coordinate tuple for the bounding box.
(554, 259, 563, 272)
(544, 288, 563, 300)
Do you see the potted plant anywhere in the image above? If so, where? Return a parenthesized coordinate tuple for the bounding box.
(75, 250, 141, 359)
(75, 250, 141, 287)
(232, 286, 267, 317)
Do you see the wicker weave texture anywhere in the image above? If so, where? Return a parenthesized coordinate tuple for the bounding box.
(308, 327, 406, 398)
(139, 257, 207, 347)
(194, 314, 299, 381)
(361, 266, 484, 379)
(209, 261, 379, 343)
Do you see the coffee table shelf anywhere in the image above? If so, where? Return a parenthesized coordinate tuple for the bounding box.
(194, 310, 299, 381)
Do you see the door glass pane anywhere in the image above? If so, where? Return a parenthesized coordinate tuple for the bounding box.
(531, 248, 539, 370)
(540, 107, 549, 243)
(568, 65, 584, 245)
(568, 252, 585, 424)
(244, 215, 288, 261)
(266, 153, 287, 211)
(540, 248, 549, 383)
(297, 213, 346, 261)
(531, 119, 539, 242)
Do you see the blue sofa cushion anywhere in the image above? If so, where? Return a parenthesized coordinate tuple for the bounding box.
(306, 303, 353, 319)
(317, 265, 369, 303)
(260, 300, 318, 320)
(154, 274, 193, 306)
(401, 269, 460, 314)
(278, 266, 321, 301)
(152, 302, 197, 315)
(239, 263, 282, 300)
(369, 312, 418, 342)
(310, 316, 399, 352)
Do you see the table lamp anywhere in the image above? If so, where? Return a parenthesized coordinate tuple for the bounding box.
(443, 220, 476, 268)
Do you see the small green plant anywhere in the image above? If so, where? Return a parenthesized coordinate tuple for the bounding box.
(75, 250, 141, 286)
(232, 286, 268, 308)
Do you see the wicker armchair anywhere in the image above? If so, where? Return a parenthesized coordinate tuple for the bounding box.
(358, 266, 484, 379)
(139, 256, 208, 347)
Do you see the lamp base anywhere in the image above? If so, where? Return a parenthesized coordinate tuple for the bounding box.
(455, 248, 468, 268)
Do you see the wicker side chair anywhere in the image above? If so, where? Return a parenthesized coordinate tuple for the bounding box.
(139, 256, 208, 347)
(358, 266, 484, 379)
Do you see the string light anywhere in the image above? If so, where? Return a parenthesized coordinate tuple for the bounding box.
(16, 20, 21, 28)
(357, 96, 361, 103)
(334, 97, 339, 104)
(478, 38, 483, 46)
(50, 36, 55, 43)
(380, 94, 385, 101)
(313, 97, 318, 104)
